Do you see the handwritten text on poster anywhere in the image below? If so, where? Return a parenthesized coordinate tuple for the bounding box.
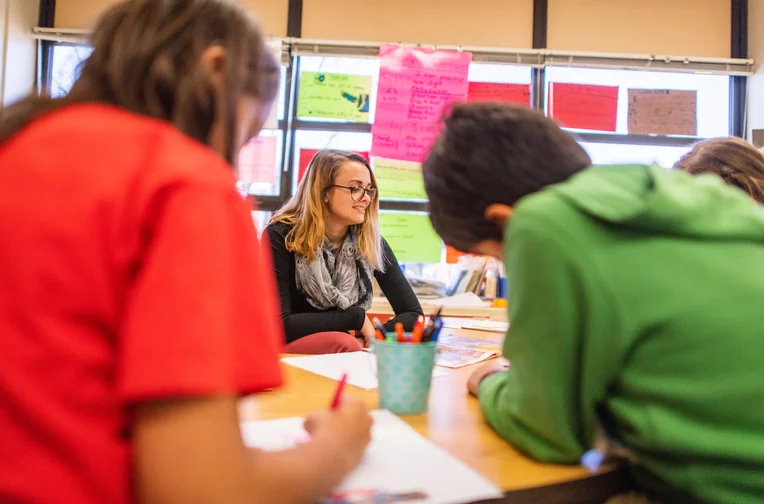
(372, 45, 471, 162)
(627, 89, 697, 136)
(298, 72, 372, 123)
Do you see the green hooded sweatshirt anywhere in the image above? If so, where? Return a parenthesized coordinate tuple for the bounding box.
(479, 164, 764, 504)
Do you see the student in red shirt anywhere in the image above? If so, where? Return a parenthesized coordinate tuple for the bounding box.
(0, 1, 371, 503)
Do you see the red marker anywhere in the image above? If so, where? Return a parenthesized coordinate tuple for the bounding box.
(330, 372, 348, 410)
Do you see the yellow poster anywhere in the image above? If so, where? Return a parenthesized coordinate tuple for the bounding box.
(298, 72, 372, 122)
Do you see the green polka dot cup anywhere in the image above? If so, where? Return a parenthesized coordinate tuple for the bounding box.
(372, 338, 438, 415)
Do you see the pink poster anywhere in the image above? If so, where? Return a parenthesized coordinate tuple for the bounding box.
(238, 136, 278, 185)
(372, 45, 471, 162)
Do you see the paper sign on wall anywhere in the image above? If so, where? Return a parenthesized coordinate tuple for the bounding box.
(373, 157, 426, 200)
(263, 40, 282, 130)
(467, 82, 531, 106)
(548, 82, 619, 132)
(379, 212, 442, 264)
(372, 45, 472, 162)
(298, 149, 370, 183)
(627, 89, 697, 136)
(238, 135, 278, 185)
(297, 72, 372, 123)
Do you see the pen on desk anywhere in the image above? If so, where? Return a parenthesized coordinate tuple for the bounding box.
(329, 372, 348, 410)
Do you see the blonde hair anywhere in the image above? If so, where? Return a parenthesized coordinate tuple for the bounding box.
(675, 137, 764, 203)
(271, 150, 385, 271)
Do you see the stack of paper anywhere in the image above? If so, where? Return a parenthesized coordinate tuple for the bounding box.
(241, 410, 504, 504)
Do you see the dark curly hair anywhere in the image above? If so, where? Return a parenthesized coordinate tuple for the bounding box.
(422, 102, 592, 252)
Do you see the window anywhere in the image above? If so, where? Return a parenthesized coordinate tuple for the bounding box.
(546, 67, 732, 167)
(50, 44, 92, 98)
(44, 42, 742, 273)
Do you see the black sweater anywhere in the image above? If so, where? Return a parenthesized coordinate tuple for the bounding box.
(266, 222, 423, 343)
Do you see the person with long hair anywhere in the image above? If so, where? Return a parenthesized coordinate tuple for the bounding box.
(674, 136, 764, 203)
(421, 102, 764, 504)
(0, 1, 371, 503)
(267, 150, 423, 353)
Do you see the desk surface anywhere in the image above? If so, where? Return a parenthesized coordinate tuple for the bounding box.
(239, 327, 598, 492)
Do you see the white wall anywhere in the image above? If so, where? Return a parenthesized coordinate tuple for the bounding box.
(1, 0, 38, 106)
(747, 0, 764, 140)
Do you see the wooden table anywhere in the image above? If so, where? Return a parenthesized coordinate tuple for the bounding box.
(239, 326, 609, 495)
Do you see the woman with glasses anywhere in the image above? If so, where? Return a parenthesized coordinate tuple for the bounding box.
(267, 150, 422, 353)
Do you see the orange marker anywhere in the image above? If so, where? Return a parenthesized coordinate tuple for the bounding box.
(395, 322, 405, 342)
(375, 329, 385, 341)
(411, 316, 424, 343)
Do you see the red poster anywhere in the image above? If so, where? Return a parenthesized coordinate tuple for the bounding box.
(548, 82, 619, 132)
(467, 82, 531, 106)
(298, 149, 370, 183)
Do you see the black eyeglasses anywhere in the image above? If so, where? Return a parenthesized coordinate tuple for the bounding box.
(328, 185, 378, 202)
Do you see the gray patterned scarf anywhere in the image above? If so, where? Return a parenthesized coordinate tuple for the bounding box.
(295, 228, 374, 311)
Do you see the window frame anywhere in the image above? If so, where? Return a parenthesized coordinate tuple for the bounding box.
(42, 41, 744, 215)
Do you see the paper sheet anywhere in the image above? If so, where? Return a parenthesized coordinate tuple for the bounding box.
(548, 82, 619, 132)
(468, 81, 531, 106)
(428, 292, 488, 308)
(378, 212, 442, 264)
(461, 320, 509, 332)
(298, 72, 373, 122)
(281, 352, 449, 390)
(237, 135, 278, 185)
(627, 89, 697, 136)
(373, 157, 427, 200)
(372, 45, 471, 162)
(241, 410, 503, 504)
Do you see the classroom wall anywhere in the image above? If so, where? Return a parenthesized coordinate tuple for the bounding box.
(1, 0, 38, 106)
(54, 0, 289, 37)
(51, 0, 735, 58)
(746, 0, 764, 141)
(548, 0, 731, 58)
(301, 0, 534, 48)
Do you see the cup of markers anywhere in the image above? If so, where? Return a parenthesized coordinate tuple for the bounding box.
(370, 310, 444, 416)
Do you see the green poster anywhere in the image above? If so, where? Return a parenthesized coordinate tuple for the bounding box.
(374, 158, 427, 200)
(298, 72, 372, 123)
(379, 212, 442, 264)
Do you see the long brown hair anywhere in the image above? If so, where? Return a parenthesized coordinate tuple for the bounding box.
(675, 137, 764, 204)
(271, 150, 385, 271)
(0, 0, 280, 165)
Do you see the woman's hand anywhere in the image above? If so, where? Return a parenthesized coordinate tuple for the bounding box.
(467, 358, 509, 396)
(359, 316, 376, 347)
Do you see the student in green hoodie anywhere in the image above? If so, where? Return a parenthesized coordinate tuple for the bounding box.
(422, 102, 764, 504)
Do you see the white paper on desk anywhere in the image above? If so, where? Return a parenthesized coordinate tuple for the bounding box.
(241, 410, 503, 504)
(461, 320, 509, 333)
(281, 352, 449, 390)
(429, 292, 488, 308)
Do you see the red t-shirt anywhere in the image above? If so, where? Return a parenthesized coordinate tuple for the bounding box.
(0, 104, 284, 503)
